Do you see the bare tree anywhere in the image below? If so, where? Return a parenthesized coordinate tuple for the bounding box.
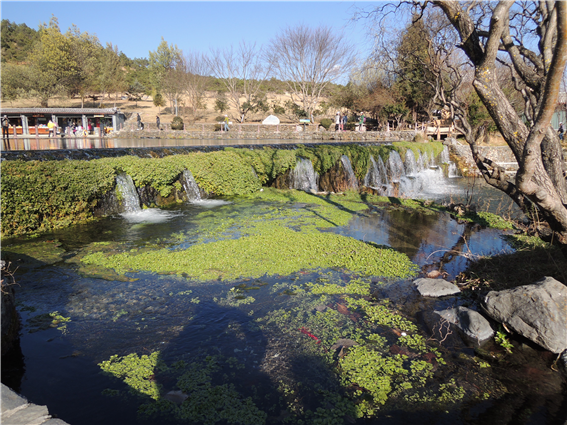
(179, 51, 211, 120)
(366, 1, 567, 256)
(267, 24, 356, 122)
(208, 42, 270, 122)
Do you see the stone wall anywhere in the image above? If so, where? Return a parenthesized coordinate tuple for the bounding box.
(113, 122, 423, 143)
(445, 139, 519, 176)
(446, 138, 567, 176)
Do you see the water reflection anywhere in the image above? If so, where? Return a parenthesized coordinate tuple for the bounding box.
(335, 209, 512, 280)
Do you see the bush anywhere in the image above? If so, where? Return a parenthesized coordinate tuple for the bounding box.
(171, 116, 184, 130)
(319, 118, 333, 130)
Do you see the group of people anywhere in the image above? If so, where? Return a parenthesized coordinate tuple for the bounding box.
(136, 113, 162, 130)
(334, 112, 348, 131)
(334, 111, 366, 131)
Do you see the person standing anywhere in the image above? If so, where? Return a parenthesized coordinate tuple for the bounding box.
(358, 112, 365, 131)
(2, 115, 9, 142)
(137, 113, 142, 130)
(47, 119, 55, 137)
(342, 113, 348, 131)
(558, 122, 564, 140)
(223, 115, 230, 132)
(335, 112, 341, 131)
(156, 115, 161, 130)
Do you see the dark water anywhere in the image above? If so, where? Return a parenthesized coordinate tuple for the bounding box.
(2, 188, 565, 425)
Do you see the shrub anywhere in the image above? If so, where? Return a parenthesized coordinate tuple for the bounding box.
(319, 118, 333, 130)
(171, 116, 184, 130)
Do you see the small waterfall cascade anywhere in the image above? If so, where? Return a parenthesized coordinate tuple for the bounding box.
(290, 158, 319, 191)
(340, 155, 359, 189)
(403, 150, 418, 177)
(116, 173, 141, 213)
(363, 155, 381, 187)
(182, 169, 202, 202)
(387, 150, 405, 183)
(439, 146, 451, 164)
(416, 152, 425, 172)
(448, 162, 461, 178)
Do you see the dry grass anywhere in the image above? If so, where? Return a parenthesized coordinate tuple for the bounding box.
(5, 91, 305, 126)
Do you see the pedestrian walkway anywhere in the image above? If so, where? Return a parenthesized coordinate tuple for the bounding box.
(1, 384, 70, 425)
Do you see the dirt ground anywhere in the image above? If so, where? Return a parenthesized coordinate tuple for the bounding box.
(6, 92, 309, 126)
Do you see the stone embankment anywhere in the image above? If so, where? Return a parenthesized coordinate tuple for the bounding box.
(112, 117, 423, 143)
(444, 137, 567, 176)
(1, 384, 70, 425)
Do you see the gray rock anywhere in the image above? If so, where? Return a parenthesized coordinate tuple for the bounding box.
(3, 404, 49, 424)
(435, 306, 494, 343)
(1, 383, 27, 412)
(483, 276, 567, 354)
(414, 278, 460, 297)
(330, 338, 358, 351)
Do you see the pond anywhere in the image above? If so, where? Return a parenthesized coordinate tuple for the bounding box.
(2, 178, 565, 425)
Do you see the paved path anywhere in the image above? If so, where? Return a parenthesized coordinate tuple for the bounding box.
(1, 384, 70, 425)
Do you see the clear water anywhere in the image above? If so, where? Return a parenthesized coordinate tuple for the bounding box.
(1, 183, 564, 425)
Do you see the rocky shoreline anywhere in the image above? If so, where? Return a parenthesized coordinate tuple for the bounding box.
(413, 276, 567, 372)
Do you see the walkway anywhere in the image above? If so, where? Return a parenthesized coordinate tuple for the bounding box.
(1, 384, 70, 425)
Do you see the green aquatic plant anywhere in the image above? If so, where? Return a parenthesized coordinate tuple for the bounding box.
(101, 352, 267, 425)
(81, 225, 418, 281)
(26, 311, 71, 334)
(99, 351, 165, 400)
(495, 329, 514, 353)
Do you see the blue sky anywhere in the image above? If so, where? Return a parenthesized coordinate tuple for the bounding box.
(1, 1, 382, 61)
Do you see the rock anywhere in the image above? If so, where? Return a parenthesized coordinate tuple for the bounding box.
(163, 390, 188, 404)
(330, 338, 358, 351)
(483, 276, 567, 354)
(435, 306, 494, 343)
(414, 278, 460, 297)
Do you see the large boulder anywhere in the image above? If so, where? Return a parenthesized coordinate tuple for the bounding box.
(414, 278, 460, 297)
(483, 277, 567, 354)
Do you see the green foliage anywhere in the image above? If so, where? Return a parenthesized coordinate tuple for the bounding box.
(467, 90, 497, 133)
(171, 115, 184, 130)
(99, 352, 164, 400)
(227, 147, 297, 185)
(1, 159, 117, 236)
(100, 353, 267, 425)
(153, 92, 165, 108)
(319, 118, 333, 130)
(495, 329, 513, 353)
(214, 96, 229, 114)
(1, 19, 40, 63)
(82, 223, 418, 281)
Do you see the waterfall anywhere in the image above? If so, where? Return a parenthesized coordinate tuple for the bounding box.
(416, 152, 425, 172)
(387, 150, 405, 183)
(116, 173, 141, 213)
(448, 162, 461, 178)
(363, 155, 380, 187)
(182, 169, 202, 202)
(340, 155, 359, 189)
(439, 146, 450, 164)
(290, 158, 319, 192)
(364, 155, 391, 196)
(404, 150, 418, 177)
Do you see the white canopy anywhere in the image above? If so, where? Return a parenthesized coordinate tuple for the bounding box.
(262, 115, 280, 125)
